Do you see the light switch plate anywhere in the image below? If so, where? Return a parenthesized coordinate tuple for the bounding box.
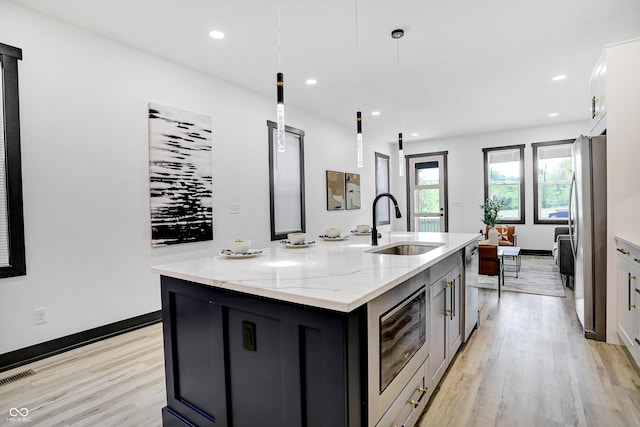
(229, 203, 240, 214)
(35, 307, 48, 325)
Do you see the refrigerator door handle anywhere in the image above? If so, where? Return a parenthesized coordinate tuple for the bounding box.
(568, 172, 577, 257)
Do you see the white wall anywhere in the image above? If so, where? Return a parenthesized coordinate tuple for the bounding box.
(605, 38, 640, 344)
(0, 1, 393, 354)
(390, 121, 589, 250)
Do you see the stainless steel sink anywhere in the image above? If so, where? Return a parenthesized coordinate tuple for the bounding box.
(367, 242, 443, 255)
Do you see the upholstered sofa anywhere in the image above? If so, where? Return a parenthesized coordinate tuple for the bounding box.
(553, 226, 574, 288)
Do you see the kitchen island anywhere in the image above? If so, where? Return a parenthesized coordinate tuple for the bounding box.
(153, 232, 479, 427)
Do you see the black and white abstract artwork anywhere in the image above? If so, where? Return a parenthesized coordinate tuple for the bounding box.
(148, 103, 213, 247)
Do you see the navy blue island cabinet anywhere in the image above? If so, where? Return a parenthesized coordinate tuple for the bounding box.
(160, 276, 367, 427)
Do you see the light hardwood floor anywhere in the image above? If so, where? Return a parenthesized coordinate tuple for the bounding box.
(420, 288, 640, 427)
(0, 325, 165, 426)
(1, 289, 639, 426)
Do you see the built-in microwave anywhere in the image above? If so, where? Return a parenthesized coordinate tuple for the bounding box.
(367, 270, 429, 425)
(379, 288, 426, 392)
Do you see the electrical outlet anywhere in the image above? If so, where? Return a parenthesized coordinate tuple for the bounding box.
(34, 307, 48, 325)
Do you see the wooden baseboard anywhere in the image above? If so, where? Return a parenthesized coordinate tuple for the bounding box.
(0, 311, 162, 373)
(521, 249, 552, 256)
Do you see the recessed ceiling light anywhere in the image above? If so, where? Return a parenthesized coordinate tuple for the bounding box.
(371, 111, 381, 116)
(411, 133, 419, 137)
(306, 79, 317, 85)
(548, 113, 558, 117)
(552, 75, 566, 81)
(209, 30, 225, 40)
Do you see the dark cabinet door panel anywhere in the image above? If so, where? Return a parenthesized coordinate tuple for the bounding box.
(163, 287, 227, 426)
(227, 308, 284, 426)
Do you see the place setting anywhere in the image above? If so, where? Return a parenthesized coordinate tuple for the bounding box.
(350, 224, 372, 236)
(318, 227, 349, 241)
(220, 239, 262, 258)
(280, 232, 316, 248)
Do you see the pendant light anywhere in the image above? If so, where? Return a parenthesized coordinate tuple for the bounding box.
(276, 72, 285, 152)
(355, 0, 363, 167)
(392, 28, 405, 176)
(357, 111, 363, 167)
(276, 0, 285, 152)
(398, 132, 404, 176)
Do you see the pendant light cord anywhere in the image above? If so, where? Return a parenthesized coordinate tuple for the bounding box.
(278, 0, 282, 70)
(397, 37, 402, 132)
(355, 0, 360, 110)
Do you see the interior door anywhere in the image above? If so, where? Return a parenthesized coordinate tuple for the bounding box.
(407, 154, 447, 232)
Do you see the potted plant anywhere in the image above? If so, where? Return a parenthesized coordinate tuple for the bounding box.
(480, 197, 504, 245)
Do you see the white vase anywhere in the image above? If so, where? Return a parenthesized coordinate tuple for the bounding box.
(488, 226, 499, 245)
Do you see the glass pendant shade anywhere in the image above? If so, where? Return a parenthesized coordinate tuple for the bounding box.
(276, 72, 285, 152)
(356, 111, 363, 168)
(398, 133, 405, 177)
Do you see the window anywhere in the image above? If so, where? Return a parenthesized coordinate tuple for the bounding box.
(0, 42, 26, 278)
(532, 140, 574, 224)
(375, 152, 390, 225)
(483, 145, 525, 224)
(267, 121, 305, 240)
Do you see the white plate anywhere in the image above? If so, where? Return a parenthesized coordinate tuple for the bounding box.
(220, 249, 262, 259)
(281, 240, 316, 248)
(350, 230, 371, 236)
(319, 235, 349, 241)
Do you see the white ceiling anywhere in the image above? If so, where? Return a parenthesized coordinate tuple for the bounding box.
(10, 0, 640, 143)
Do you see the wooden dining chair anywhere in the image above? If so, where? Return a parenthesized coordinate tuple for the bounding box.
(478, 244, 504, 298)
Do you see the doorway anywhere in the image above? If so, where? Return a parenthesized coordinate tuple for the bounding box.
(406, 152, 448, 232)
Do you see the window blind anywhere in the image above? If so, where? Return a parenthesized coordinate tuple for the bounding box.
(0, 71, 10, 267)
(489, 149, 519, 164)
(538, 144, 573, 160)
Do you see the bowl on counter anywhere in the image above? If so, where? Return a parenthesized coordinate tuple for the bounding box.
(356, 224, 371, 233)
(325, 228, 341, 238)
(287, 232, 306, 245)
(228, 239, 251, 254)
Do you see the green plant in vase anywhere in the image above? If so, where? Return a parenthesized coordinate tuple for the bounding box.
(480, 197, 504, 244)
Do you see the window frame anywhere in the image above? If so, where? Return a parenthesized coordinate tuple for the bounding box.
(267, 120, 306, 241)
(532, 139, 574, 225)
(0, 42, 26, 279)
(482, 144, 525, 224)
(374, 152, 390, 225)
(405, 151, 449, 232)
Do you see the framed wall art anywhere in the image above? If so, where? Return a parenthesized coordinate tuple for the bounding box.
(345, 172, 361, 210)
(326, 170, 345, 210)
(148, 103, 213, 247)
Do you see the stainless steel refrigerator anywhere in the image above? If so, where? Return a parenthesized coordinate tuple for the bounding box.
(569, 135, 607, 341)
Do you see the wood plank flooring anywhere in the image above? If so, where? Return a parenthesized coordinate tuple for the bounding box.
(1, 288, 639, 426)
(0, 324, 165, 426)
(420, 288, 640, 427)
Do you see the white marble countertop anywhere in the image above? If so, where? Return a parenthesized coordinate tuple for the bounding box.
(152, 232, 479, 312)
